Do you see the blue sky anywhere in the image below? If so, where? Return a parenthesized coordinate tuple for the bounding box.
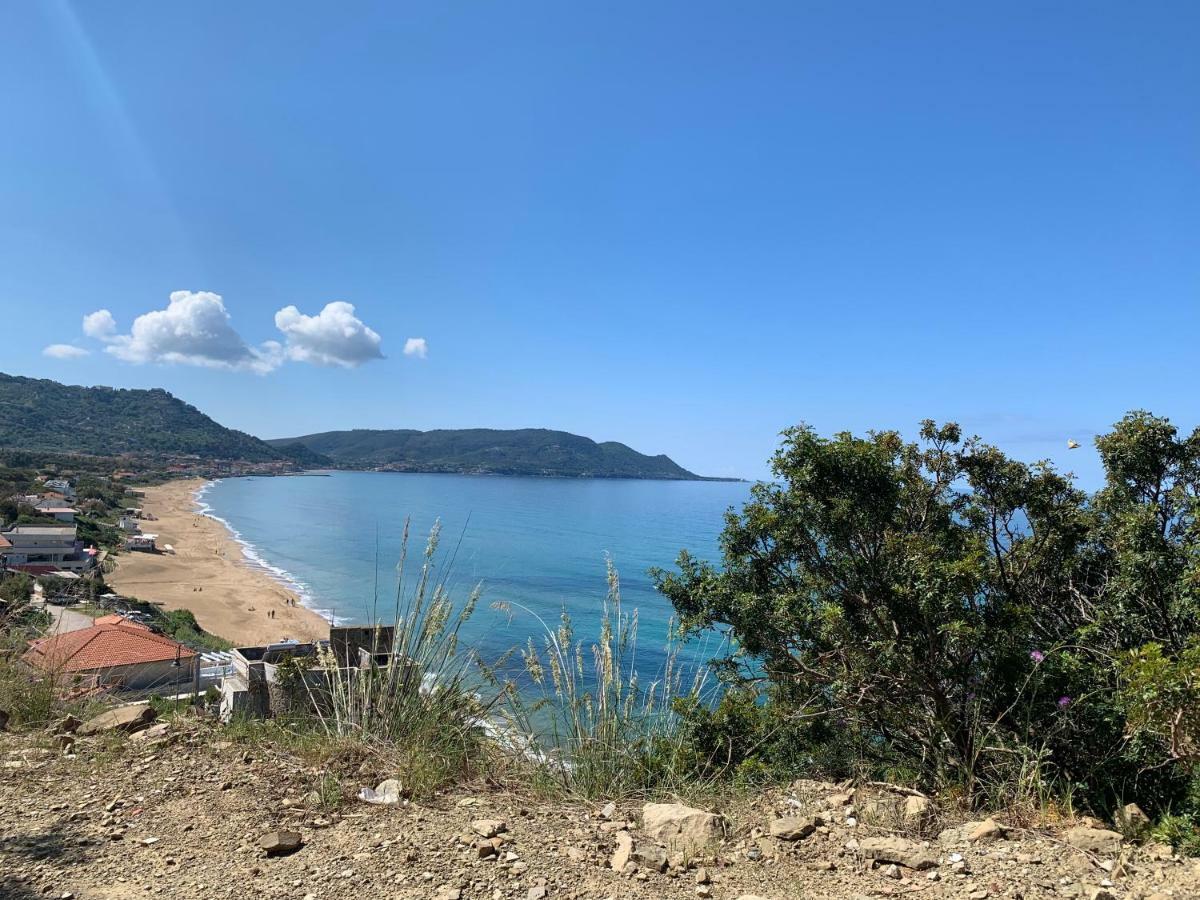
(2, 1, 1197, 483)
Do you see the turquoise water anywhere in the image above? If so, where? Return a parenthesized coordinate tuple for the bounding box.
(197, 471, 750, 670)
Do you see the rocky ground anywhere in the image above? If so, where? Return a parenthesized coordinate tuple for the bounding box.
(2, 712, 1198, 900)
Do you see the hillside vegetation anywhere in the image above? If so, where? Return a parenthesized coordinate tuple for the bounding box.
(0, 373, 280, 461)
(270, 427, 712, 479)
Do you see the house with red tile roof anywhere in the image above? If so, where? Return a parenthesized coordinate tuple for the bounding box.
(23, 619, 199, 693)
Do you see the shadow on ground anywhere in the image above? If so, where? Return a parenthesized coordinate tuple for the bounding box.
(0, 818, 92, 899)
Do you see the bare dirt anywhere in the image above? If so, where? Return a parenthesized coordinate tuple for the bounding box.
(1, 720, 1196, 900)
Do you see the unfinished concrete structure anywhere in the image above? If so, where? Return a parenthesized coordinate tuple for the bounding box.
(218, 625, 397, 722)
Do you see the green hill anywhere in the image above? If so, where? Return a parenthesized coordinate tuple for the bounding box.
(0, 373, 281, 461)
(269, 428, 711, 479)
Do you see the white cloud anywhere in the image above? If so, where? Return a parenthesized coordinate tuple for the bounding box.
(96, 291, 280, 373)
(403, 337, 428, 359)
(82, 309, 117, 340)
(43, 344, 90, 359)
(274, 301, 384, 367)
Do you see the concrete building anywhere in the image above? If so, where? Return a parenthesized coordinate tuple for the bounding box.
(35, 505, 77, 523)
(23, 617, 199, 694)
(218, 626, 398, 722)
(0, 525, 94, 572)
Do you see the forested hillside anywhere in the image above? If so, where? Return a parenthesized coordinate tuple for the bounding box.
(0, 373, 281, 461)
(270, 428, 710, 479)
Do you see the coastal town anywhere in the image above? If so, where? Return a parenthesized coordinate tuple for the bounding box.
(1, 467, 331, 707)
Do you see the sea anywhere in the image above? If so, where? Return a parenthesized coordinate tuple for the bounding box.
(195, 471, 751, 679)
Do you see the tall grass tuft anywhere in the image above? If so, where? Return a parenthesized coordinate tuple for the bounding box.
(490, 557, 712, 800)
(296, 520, 498, 794)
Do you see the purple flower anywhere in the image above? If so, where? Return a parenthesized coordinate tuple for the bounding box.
(1057, 696, 1072, 709)
(1030, 650, 1045, 664)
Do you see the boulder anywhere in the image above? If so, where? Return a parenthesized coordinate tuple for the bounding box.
(259, 830, 302, 856)
(641, 802, 725, 852)
(858, 836, 939, 870)
(966, 818, 1005, 843)
(903, 795, 934, 826)
(78, 704, 155, 735)
(1115, 803, 1150, 837)
(1064, 825, 1123, 856)
(769, 813, 824, 841)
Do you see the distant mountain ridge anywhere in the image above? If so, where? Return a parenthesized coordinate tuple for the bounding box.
(268, 428, 716, 480)
(0, 373, 725, 479)
(0, 373, 280, 461)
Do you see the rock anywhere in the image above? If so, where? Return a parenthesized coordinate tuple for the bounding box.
(769, 813, 824, 841)
(966, 818, 1005, 842)
(642, 802, 725, 852)
(632, 844, 668, 872)
(695, 867, 712, 884)
(857, 797, 899, 824)
(611, 831, 633, 871)
(78, 704, 156, 735)
(358, 778, 405, 805)
(902, 795, 934, 825)
(1084, 888, 1116, 900)
(599, 801, 616, 820)
(527, 887, 548, 900)
(808, 860, 836, 871)
(1116, 803, 1151, 837)
(858, 836, 939, 870)
(1064, 825, 1123, 856)
(259, 830, 302, 856)
(881, 863, 902, 879)
(128, 722, 170, 744)
(471, 819, 508, 838)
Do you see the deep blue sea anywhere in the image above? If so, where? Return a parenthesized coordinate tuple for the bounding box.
(196, 471, 750, 673)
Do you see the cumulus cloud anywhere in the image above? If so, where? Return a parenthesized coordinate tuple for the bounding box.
(403, 337, 428, 359)
(43, 344, 90, 359)
(76, 292, 386, 374)
(82, 309, 117, 340)
(92, 291, 281, 373)
(274, 301, 384, 367)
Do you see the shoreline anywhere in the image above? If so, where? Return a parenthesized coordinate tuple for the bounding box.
(106, 478, 331, 647)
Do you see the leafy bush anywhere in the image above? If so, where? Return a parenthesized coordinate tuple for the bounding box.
(654, 412, 1200, 820)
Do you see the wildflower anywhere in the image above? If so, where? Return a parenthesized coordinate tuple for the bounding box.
(1057, 696, 1072, 709)
(1030, 650, 1045, 664)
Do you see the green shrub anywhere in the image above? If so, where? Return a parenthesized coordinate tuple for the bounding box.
(653, 411, 1200, 819)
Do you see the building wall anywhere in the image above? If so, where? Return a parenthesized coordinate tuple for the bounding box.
(87, 657, 199, 692)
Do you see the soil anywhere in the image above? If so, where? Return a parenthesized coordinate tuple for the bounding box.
(1, 721, 1196, 900)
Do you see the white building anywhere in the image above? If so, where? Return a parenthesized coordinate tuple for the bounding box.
(34, 503, 77, 523)
(0, 525, 94, 571)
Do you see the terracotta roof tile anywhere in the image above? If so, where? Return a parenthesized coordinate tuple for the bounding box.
(23, 621, 197, 673)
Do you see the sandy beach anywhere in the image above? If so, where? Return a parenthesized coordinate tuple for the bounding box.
(106, 478, 330, 646)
